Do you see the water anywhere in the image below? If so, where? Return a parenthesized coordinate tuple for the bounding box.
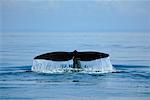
(32, 57, 114, 73)
(0, 32, 150, 100)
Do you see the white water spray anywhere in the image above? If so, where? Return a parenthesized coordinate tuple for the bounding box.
(80, 57, 114, 73)
(32, 57, 115, 73)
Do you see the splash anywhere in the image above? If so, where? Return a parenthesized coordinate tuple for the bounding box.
(80, 57, 115, 73)
(32, 57, 115, 73)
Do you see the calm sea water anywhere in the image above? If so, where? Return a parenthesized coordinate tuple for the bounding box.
(0, 32, 150, 100)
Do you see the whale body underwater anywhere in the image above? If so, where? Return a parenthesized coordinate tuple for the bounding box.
(34, 50, 109, 69)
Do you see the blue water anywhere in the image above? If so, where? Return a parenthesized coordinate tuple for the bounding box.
(0, 32, 150, 100)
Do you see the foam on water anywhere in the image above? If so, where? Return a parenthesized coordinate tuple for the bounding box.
(32, 57, 115, 73)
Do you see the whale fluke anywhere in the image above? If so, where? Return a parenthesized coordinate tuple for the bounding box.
(34, 50, 109, 68)
(34, 50, 109, 61)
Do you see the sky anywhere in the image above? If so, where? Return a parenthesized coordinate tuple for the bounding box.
(1, 0, 150, 32)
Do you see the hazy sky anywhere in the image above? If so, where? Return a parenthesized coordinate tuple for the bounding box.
(1, 0, 150, 32)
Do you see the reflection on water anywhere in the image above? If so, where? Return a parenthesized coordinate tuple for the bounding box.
(0, 65, 150, 100)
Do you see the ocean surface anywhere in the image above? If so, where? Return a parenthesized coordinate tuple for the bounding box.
(0, 32, 150, 100)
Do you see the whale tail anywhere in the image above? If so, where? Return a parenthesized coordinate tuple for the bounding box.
(34, 50, 109, 69)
